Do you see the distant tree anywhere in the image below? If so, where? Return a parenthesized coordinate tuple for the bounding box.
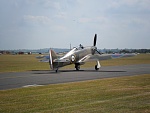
(120, 49, 130, 53)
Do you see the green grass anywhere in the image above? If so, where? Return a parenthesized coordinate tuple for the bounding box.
(0, 74, 149, 113)
(0, 54, 149, 112)
(0, 54, 150, 73)
(0, 55, 49, 72)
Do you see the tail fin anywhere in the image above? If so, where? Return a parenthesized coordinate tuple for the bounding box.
(49, 49, 57, 70)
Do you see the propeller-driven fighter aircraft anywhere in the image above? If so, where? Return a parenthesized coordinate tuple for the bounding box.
(37, 34, 136, 72)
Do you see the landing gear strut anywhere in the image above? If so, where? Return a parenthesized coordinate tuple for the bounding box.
(95, 60, 101, 71)
(55, 67, 59, 73)
(75, 64, 80, 71)
(55, 69, 58, 73)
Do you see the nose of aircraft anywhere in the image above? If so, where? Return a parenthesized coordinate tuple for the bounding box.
(92, 34, 102, 55)
(91, 46, 97, 55)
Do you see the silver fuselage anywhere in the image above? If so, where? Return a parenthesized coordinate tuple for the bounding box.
(53, 46, 94, 69)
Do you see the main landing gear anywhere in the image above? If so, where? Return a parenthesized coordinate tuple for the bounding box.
(95, 60, 101, 71)
(95, 65, 99, 70)
(75, 61, 101, 71)
(75, 64, 80, 71)
(55, 69, 58, 73)
(55, 67, 59, 73)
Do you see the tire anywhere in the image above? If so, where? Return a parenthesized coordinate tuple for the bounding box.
(75, 65, 80, 71)
(55, 69, 58, 73)
(95, 65, 99, 71)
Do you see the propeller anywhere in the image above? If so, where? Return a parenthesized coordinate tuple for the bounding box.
(96, 49, 102, 55)
(92, 34, 102, 55)
(93, 34, 97, 46)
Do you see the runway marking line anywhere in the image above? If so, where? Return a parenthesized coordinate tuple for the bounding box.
(22, 84, 44, 88)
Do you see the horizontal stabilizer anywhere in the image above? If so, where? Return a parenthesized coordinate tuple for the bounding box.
(36, 55, 45, 59)
(39, 59, 49, 62)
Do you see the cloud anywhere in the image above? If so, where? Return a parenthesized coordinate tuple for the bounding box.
(77, 16, 108, 25)
(53, 2, 61, 10)
(107, 0, 135, 9)
(23, 15, 52, 25)
(54, 12, 68, 19)
(0, 0, 150, 49)
(53, 25, 67, 32)
(109, 0, 150, 10)
(128, 18, 150, 30)
(78, 17, 92, 23)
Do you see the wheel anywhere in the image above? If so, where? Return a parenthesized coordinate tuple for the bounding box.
(95, 65, 99, 71)
(55, 68, 58, 73)
(55, 69, 58, 73)
(75, 64, 80, 71)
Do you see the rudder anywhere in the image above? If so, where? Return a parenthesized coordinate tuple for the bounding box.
(49, 49, 57, 70)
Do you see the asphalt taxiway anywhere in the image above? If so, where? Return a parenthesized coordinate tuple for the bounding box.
(0, 64, 150, 90)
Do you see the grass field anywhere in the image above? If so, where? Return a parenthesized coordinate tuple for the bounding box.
(0, 54, 49, 72)
(0, 74, 149, 112)
(0, 54, 150, 72)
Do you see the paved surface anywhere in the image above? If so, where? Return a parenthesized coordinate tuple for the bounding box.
(0, 64, 150, 90)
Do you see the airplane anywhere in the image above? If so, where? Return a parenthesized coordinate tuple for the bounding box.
(37, 34, 136, 72)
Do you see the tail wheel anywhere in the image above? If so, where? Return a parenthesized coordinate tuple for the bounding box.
(55, 69, 58, 73)
(75, 64, 80, 71)
(95, 65, 99, 71)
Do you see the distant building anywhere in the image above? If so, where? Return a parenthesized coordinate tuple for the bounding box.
(0, 51, 10, 54)
(18, 52, 24, 55)
(28, 52, 32, 55)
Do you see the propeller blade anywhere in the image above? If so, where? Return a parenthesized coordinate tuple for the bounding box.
(93, 34, 97, 46)
(96, 49, 101, 55)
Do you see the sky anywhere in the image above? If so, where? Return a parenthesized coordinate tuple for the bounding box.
(0, 0, 150, 50)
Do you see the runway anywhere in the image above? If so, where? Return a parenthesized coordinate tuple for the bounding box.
(0, 64, 150, 90)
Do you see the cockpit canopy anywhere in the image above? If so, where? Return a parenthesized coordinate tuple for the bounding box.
(72, 44, 84, 51)
(61, 45, 85, 59)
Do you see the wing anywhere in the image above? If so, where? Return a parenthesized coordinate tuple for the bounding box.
(77, 54, 112, 63)
(77, 53, 136, 63)
(77, 54, 101, 63)
(110, 53, 137, 59)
